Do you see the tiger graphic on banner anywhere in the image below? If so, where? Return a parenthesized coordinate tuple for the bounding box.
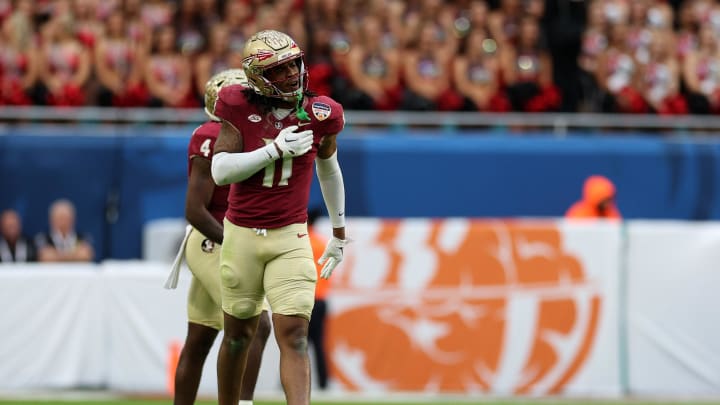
(327, 219, 602, 394)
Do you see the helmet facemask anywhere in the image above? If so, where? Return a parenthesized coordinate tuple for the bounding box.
(250, 54, 308, 102)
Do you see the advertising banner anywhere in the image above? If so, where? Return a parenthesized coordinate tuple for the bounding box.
(5, 220, 720, 397)
(626, 221, 720, 395)
(326, 219, 622, 396)
(0, 265, 104, 388)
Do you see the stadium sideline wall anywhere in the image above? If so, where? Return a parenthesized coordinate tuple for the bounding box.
(1, 219, 719, 397)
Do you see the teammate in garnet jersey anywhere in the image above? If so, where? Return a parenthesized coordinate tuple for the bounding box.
(211, 30, 348, 405)
(170, 69, 271, 405)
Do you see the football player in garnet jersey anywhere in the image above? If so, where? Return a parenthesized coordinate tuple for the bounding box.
(169, 69, 271, 405)
(210, 30, 348, 405)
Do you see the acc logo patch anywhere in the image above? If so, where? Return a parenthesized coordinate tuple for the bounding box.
(201, 239, 215, 253)
(312, 102, 331, 121)
(248, 114, 262, 122)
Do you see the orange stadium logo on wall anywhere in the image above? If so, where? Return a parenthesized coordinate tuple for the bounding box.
(327, 219, 602, 394)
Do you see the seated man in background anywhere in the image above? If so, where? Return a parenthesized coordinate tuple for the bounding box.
(35, 199, 94, 262)
(0, 209, 37, 263)
(565, 175, 622, 220)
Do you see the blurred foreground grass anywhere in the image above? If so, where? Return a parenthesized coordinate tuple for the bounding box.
(2, 400, 720, 405)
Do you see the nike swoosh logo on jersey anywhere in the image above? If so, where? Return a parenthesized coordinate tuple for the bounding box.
(298, 122, 312, 127)
(297, 233, 308, 238)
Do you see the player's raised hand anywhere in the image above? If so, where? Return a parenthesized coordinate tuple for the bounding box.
(274, 125, 314, 157)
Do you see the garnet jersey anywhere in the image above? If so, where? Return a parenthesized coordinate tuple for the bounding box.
(188, 121, 230, 224)
(214, 86, 345, 229)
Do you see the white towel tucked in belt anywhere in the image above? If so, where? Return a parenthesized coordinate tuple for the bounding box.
(164, 225, 193, 289)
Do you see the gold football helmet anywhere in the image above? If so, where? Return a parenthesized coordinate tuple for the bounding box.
(204, 68, 249, 121)
(242, 30, 307, 102)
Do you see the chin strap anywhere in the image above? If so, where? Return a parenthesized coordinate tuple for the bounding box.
(295, 93, 310, 121)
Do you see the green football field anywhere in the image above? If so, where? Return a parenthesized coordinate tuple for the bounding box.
(2, 399, 720, 405)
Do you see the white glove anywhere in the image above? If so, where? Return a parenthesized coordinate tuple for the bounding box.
(273, 125, 314, 157)
(318, 236, 348, 279)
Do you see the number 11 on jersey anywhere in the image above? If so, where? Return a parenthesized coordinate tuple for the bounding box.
(262, 138, 293, 187)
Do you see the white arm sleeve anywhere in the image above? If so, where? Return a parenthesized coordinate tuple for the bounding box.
(211, 145, 279, 185)
(315, 150, 346, 228)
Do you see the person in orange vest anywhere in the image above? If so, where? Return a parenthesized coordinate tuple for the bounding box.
(307, 207, 331, 390)
(565, 175, 622, 220)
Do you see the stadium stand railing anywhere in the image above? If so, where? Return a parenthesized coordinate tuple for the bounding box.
(3, 107, 720, 134)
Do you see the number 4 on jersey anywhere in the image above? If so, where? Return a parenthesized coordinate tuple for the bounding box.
(200, 138, 212, 157)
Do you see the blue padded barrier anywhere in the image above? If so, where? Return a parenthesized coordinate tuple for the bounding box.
(2, 127, 719, 259)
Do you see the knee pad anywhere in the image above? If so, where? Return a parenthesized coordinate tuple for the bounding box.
(293, 292, 315, 321)
(267, 287, 315, 320)
(223, 297, 261, 320)
(220, 265, 241, 289)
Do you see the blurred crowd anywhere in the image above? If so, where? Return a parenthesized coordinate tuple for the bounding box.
(0, 0, 716, 114)
(579, 0, 720, 114)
